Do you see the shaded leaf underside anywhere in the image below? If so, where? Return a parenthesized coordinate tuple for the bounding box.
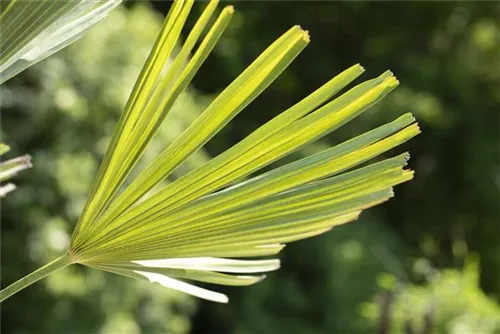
(0, 0, 121, 84)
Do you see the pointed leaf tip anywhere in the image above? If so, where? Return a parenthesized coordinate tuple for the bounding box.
(0, 183, 16, 197)
(0, 144, 10, 156)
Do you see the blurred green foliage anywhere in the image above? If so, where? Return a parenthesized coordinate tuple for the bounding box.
(1, 1, 499, 333)
(361, 256, 500, 333)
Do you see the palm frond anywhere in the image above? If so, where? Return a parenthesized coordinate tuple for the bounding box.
(0, 0, 121, 84)
(0, 0, 420, 304)
(62, 0, 420, 303)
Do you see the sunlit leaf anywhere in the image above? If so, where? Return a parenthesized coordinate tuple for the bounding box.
(0, 0, 420, 304)
(63, 1, 421, 303)
(0, 0, 121, 84)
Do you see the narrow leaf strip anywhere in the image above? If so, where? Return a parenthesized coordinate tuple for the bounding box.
(92, 263, 265, 286)
(132, 257, 280, 273)
(99, 265, 229, 303)
(135, 271, 229, 303)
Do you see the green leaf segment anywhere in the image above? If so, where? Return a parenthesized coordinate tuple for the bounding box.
(0, 0, 420, 303)
(0, 0, 121, 84)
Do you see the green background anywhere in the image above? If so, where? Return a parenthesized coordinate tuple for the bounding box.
(1, 1, 499, 333)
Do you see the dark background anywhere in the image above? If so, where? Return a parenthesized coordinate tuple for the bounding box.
(1, 1, 499, 333)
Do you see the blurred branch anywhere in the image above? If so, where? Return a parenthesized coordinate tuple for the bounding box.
(379, 290, 393, 334)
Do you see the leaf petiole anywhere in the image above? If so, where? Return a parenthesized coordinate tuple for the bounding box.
(0, 253, 73, 302)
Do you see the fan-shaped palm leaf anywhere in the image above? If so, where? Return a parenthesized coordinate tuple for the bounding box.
(0, 0, 420, 303)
